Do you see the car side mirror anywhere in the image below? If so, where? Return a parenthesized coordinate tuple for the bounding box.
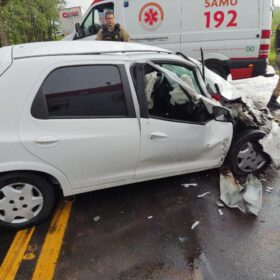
(75, 23, 84, 39)
(213, 106, 233, 122)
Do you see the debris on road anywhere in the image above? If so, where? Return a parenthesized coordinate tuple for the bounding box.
(220, 171, 263, 216)
(266, 187, 274, 191)
(93, 216, 101, 222)
(178, 236, 189, 243)
(148, 216, 153, 220)
(182, 183, 198, 188)
(218, 209, 224, 216)
(242, 176, 263, 216)
(197, 192, 210, 198)
(259, 121, 280, 169)
(216, 201, 225, 208)
(191, 221, 200, 230)
(220, 171, 246, 213)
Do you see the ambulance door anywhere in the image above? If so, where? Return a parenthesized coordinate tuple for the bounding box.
(119, 0, 182, 51)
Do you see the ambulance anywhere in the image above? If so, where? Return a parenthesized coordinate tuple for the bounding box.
(67, 0, 273, 80)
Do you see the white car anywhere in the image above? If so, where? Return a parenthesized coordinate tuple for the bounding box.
(0, 41, 270, 229)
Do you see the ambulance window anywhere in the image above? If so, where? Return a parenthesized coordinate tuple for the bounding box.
(82, 3, 114, 37)
(159, 64, 202, 95)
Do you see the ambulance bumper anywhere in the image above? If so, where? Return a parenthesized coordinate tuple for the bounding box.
(227, 58, 268, 80)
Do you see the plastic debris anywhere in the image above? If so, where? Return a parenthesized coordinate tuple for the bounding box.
(197, 192, 210, 198)
(218, 209, 224, 216)
(178, 236, 189, 243)
(93, 216, 101, 222)
(148, 216, 153, 220)
(242, 176, 263, 216)
(266, 187, 274, 191)
(220, 171, 263, 216)
(265, 189, 272, 193)
(216, 201, 225, 208)
(182, 183, 198, 188)
(191, 221, 200, 230)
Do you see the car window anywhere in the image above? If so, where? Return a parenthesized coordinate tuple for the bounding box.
(159, 64, 202, 96)
(141, 63, 210, 123)
(82, 3, 114, 37)
(32, 65, 128, 119)
(143, 65, 196, 121)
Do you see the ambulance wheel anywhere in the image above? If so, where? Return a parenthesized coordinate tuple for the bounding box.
(206, 61, 228, 80)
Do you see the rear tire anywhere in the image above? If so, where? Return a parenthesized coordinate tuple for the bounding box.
(0, 173, 56, 230)
(206, 61, 228, 80)
(229, 130, 271, 176)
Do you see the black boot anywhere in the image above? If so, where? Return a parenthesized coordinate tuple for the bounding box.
(267, 95, 280, 110)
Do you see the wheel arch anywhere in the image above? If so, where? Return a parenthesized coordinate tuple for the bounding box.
(0, 164, 72, 197)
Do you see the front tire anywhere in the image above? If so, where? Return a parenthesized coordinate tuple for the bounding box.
(0, 173, 56, 230)
(229, 130, 270, 176)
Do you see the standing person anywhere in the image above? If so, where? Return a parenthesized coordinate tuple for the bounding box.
(268, 27, 280, 111)
(96, 11, 130, 42)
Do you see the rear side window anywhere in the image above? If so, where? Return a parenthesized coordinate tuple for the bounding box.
(32, 65, 128, 119)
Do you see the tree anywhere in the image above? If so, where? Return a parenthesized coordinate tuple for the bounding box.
(0, 0, 9, 46)
(0, 0, 65, 47)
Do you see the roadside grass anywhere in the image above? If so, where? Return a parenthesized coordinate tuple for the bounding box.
(270, 8, 280, 66)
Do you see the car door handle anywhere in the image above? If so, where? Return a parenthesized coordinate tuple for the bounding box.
(150, 132, 168, 141)
(35, 136, 59, 146)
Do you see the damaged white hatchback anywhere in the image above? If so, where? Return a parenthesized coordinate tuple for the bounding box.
(0, 41, 273, 229)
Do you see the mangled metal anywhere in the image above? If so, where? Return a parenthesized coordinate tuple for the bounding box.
(220, 171, 263, 216)
(259, 121, 280, 169)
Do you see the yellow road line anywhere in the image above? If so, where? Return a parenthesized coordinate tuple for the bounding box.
(0, 227, 35, 280)
(32, 200, 73, 280)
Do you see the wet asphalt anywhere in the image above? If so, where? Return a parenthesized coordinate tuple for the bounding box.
(55, 168, 280, 280)
(0, 168, 279, 279)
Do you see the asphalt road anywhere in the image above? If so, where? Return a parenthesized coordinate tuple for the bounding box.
(0, 168, 279, 280)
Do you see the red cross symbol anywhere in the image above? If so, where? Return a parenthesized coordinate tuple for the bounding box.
(144, 8, 159, 26)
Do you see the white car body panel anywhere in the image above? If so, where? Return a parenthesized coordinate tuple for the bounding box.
(136, 118, 232, 178)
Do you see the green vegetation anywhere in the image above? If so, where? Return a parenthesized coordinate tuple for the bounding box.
(270, 7, 280, 66)
(0, 0, 65, 47)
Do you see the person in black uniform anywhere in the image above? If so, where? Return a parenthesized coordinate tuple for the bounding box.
(96, 11, 130, 42)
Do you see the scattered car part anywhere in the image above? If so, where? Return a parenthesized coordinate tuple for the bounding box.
(216, 201, 224, 208)
(197, 192, 211, 198)
(182, 183, 198, 188)
(220, 171, 263, 216)
(242, 176, 263, 216)
(219, 171, 246, 213)
(191, 221, 200, 230)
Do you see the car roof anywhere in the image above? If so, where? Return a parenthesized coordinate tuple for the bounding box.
(12, 41, 173, 60)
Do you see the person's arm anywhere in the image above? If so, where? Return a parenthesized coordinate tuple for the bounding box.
(120, 28, 130, 42)
(95, 29, 103, 41)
